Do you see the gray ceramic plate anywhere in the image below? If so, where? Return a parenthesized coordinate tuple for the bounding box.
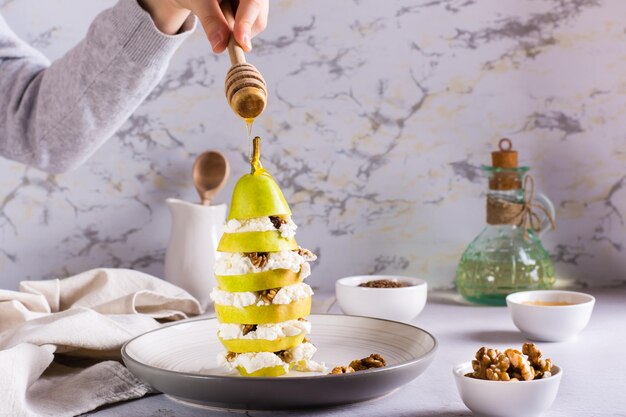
(121, 314, 437, 410)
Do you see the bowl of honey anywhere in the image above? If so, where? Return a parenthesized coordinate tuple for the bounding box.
(506, 290, 595, 342)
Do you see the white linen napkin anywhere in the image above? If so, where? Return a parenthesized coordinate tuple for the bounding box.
(0, 268, 201, 417)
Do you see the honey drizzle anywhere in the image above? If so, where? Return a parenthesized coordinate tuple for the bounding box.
(250, 136, 262, 174)
(244, 117, 254, 163)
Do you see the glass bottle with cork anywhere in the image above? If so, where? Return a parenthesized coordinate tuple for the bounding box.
(455, 138, 556, 305)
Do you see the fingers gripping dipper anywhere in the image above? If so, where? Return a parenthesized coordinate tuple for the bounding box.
(221, 1, 268, 120)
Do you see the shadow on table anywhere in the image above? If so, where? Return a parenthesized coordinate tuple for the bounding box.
(393, 411, 472, 417)
(463, 329, 527, 345)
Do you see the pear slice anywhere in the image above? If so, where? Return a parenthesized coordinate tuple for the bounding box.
(236, 365, 288, 377)
(216, 269, 302, 292)
(217, 231, 298, 253)
(216, 297, 311, 324)
(228, 137, 291, 220)
(219, 334, 305, 353)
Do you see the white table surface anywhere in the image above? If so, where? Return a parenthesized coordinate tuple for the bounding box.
(87, 287, 626, 417)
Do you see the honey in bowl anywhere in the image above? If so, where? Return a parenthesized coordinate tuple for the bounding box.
(522, 300, 576, 306)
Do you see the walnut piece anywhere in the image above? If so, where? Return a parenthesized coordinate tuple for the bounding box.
(330, 366, 355, 374)
(258, 288, 279, 304)
(467, 347, 511, 381)
(468, 347, 500, 379)
(276, 349, 293, 363)
(523, 343, 553, 378)
(466, 344, 554, 381)
(225, 352, 237, 362)
(242, 324, 257, 336)
(247, 252, 269, 268)
(296, 247, 317, 261)
(349, 354, 387, 371)
(486, 352, 511, 381)
(505, 349, 534, 381)
(269, 216, 286, 229)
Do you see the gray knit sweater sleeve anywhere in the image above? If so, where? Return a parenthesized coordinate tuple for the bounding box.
(0, 0, 195, 173)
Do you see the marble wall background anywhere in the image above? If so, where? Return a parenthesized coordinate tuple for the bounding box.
(1, 0, 625, 291)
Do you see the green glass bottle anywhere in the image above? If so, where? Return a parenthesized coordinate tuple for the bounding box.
(456, 139, 556, 306)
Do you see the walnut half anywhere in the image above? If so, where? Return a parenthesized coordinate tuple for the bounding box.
(523, 343, 553, 378)
(258, 288, 279, 304)
(276, 349, 294, 363)
(242, 324, 257, 336)
(246, 252, 269, 268)
(330, 366, 355, 374)
(468, 347, 501, 380)
(505, 348, 535, 381)
(269, 216, 286, 229)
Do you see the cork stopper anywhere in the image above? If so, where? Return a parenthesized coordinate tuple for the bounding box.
(489, 138, 521, 190)
(491, 138, 518, 168)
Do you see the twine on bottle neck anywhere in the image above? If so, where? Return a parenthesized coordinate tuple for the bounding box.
(486, 175, 556, 240)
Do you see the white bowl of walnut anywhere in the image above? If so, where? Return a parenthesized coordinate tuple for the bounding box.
(453, 344, 562, 417)
(335, 275, 427, 322)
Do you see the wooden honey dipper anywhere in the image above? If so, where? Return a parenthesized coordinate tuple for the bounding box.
(221, 0, 268, 120)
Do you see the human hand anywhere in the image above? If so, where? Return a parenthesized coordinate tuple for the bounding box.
(140, 0, 268, 53)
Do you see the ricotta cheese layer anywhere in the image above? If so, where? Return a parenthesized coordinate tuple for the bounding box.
(218, 319, 311, 341)
(210, 283, 314, 308)
(218, 351, 288, 374)
(222, 216, 298, 239)
(217, 342, 321, 374)
(214, 249, 316, 277)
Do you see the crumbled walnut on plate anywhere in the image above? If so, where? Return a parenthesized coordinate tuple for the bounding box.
(350, 353, 387, 371)
(328, 354, 387, 375)
(330, 366, 355, 374)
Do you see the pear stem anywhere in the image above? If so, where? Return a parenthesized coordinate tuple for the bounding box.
(251, 136, 263, 173)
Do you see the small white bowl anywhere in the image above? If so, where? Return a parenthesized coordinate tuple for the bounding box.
(453, 362, 562, 417)
(506, 290, 595, 342)
(335, 275, 427, 322)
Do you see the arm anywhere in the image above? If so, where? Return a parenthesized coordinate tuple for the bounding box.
(0, 0, 195, 174)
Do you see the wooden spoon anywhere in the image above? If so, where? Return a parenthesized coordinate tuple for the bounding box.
(221, 0, 268, 120)
(192, 151, 230, 205)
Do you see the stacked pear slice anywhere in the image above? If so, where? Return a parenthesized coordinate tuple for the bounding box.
(211, 137, 322, 377)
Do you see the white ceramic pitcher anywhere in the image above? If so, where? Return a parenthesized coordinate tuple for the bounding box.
(164, 198, 226, 311)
